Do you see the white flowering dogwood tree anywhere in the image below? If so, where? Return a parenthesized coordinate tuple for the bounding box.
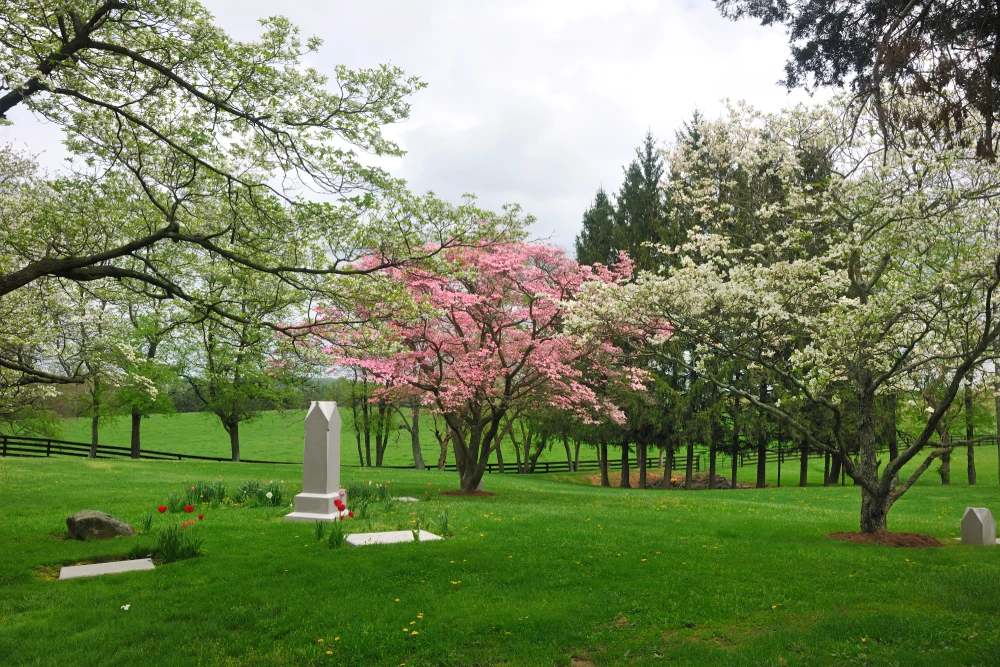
(571, 97, 1000, 533)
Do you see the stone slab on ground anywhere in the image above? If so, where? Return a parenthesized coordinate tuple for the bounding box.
(59, 558, 155, 580)
(346, 530, 442, 546)
(394, 497, 420, 502)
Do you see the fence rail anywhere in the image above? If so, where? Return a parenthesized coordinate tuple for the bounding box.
(0, 435, 298, 465)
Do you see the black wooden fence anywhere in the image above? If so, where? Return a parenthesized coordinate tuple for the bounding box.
(0, 433, 702, 474)
(0, 435, 298, 465)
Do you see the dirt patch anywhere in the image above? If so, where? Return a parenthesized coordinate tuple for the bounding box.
(828, 531, 945, 547)
(439, 490, 497, 497)
(591, 471, 756, 490)
(570, 658, 597, 667)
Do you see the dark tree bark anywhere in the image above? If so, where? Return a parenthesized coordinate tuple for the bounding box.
(130, 411, 142, 459)
(411, 404, 425, 470)
(828, 455, 842, 486)
(599, 441, 610, 487)
(620, 444, 631, 488)
(824, 451, 831, 487)
(563, 434, 573, 472)
(685, 441, 694, 490)
(887, 393, 899, 486)
(708, 424, 718, 490)
(756, 383, 767, 488)
(226, 420, 241, 462)
(965, 383, 977, 485)
(89, 413, 99, 459)
(638, 439, 648, 489)
(799, 439, 809, 487)
(730, 418, 739, 491)
(574, 440, 581, 472)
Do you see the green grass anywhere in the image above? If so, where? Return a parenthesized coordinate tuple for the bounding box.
(2, 457, 999, 666)
(56, 410, 578, 467)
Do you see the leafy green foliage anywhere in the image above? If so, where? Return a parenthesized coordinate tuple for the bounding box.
(155, 523, 204, 563)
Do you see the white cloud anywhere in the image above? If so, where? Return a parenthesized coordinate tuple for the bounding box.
(1, 0, 828, 251)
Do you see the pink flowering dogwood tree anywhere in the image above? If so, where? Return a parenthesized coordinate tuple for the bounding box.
(318, 241, 649, 492)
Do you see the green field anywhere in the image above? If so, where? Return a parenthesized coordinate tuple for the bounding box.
(2, 456, 999, 666)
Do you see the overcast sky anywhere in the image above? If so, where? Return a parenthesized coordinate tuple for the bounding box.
(3, 1, 827, 251)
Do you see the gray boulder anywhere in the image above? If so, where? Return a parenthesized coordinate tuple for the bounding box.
(66, 510, 135, 541)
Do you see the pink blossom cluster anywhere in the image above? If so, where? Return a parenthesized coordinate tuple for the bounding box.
(316, 242, 646, 425)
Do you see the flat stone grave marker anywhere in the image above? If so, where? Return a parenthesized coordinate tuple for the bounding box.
(961, 507, 997, 545)
(346, 530, 443, 547)
(394, 497, 420, 503)
(59, 558, 155, 580)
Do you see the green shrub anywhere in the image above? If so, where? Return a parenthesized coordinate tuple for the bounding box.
(167, 491, 185, 513)
(327, 520, 346, 549)
(184, 481, 227, 506)
(155, 524, 204, 562)
(236, 480, 284, 507)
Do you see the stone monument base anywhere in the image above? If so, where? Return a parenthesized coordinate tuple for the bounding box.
(284, 489, 346, 523)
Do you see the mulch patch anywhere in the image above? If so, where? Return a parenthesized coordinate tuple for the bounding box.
(828, 531, 944, 547)
(439, 489, 497, 497)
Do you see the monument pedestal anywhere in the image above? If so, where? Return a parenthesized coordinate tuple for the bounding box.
(286, 402, 347, 523)
(285, 491, 347, 523)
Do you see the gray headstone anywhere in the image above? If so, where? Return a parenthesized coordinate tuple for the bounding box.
(59, 558, 154, 580)
(285, 402, 345, 522)
(66, 510, 135, 541)
(961, 507, 996, 545)
(476, 478, 485, 492)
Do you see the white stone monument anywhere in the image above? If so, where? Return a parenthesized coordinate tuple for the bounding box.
(961, 507, 996, 545)
(285, 402, 346, 523)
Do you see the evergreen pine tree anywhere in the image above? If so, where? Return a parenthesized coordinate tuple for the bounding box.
(574, 187, 619, 266)
(614, 131, 666, 272)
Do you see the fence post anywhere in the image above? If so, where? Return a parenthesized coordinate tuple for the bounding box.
(46, 440, 51, 457)
(1, 435, 5, 457)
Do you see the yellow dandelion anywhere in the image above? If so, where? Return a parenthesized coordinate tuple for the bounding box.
(317, 638, 324, 643)
(334, 637, 339, 641)
(409, 621, 416, 625)
(411, 631, 419, 636)
(326, 650, 332, 655)
(394, 598, 400, 602)
(861, 638, 867, 643)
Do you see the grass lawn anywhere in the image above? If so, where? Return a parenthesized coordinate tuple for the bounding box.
(2, 457, 999, 666)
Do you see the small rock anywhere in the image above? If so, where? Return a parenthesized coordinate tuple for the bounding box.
(66, 510, 135, 541)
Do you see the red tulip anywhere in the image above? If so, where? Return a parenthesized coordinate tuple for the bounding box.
(157, 506, 167, 514)
(348, 511, 354, 518)
(198, 514, 204, 520)
(184, 505, 194, 513)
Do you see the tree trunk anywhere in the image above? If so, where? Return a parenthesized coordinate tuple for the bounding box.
(495, 440, 505, 474)
(824, 451, 831, 487)
(887, 393, 899, 486)
(620, 444, 631, 488)
(437, 437, 448, 471)
(599, 441, 610, 487)
(858, 385, 890, 533)
(995, 363, 1000, 485)
(89, 413, 99, 459)
(638, 440, 647, 489)
(229, 421, 241, 462)
(939, 451, 951, 484)
(684, 441, 694, 490)
(799, 440, 808, 487)
(563, 434, 573, 471)
(756, 383, 767, 488)
(828, 455, 842, 486)
(756, 432, 767, 488)
(665, 444, 674, 489)
(574, 440, 581, 472)
(965, 383, 976, 485)
(130, 411, 142, 459)
(708, 431, 718, 490)
(730, 421, 739, 491)
(411, 405, 425, 470)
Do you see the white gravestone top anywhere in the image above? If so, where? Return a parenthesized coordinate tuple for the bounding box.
(346, 530, 443, 546)
(286, 402, 346, 523)
(59, 558, 155, 580)
(961, 507, 997, 546)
